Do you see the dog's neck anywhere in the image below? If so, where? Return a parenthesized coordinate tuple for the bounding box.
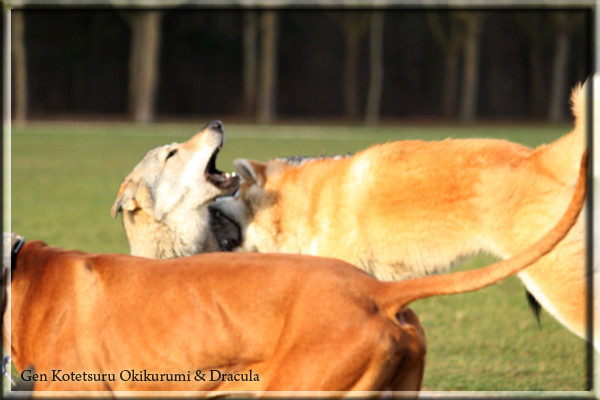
(123, 207, 217, 259)
(3, 234, 27, 364)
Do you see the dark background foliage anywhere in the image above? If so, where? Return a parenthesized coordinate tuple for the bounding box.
(13, 8, 592, 122)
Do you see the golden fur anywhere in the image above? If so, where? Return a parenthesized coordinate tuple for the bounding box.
(212, 79, 589, 343)
(3, 160, 586, 393)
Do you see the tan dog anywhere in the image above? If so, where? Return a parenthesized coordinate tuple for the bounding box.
(111, 120, 240, 259)
(210, 80, 589, 343)
(3, 155, 586, 394)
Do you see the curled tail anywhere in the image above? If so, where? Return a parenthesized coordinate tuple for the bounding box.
(534, 77, 591, 187)
(380, 150, 588, 312)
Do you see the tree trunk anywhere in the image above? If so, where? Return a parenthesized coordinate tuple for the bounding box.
(127, 14, 141, 120)
(333, 12, 370, 122)
(11, 10, 27, 124)
(365, 11, 384, 126)
(459, 13, 483, 123)
(257, 10, 279, 124)
(426, 12, 462, 119)
(529, 36, 544, 118)
(128, 11, 163, 124)
(243, 10, 258, 117)
(517, 12, 545, 119)
(343, 28, 360, 121)
(548, 30, 570, 123)
(442, 42, 460, 118)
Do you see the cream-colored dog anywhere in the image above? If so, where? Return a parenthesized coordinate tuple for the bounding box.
(210, 80, 589, 344)
(111, 120, 240, 259)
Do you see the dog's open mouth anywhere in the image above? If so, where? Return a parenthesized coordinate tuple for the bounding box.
(205, 146, 240, 192)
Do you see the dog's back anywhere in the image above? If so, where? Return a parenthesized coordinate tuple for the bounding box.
(6, 151, 586, 392)
(212, 79, 589, 342)
(228, 137, 578, 278)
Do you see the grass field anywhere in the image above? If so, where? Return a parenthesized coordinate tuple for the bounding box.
(8, 121, 589, 392)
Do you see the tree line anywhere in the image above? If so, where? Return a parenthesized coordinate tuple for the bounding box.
(11, 8, 591, 125)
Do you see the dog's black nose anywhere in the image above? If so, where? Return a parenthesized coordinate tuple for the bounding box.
(209, 120, 223, 132)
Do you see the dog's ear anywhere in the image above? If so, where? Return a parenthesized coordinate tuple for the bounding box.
(111, 176, 139, 218)
(233, 159, 267, 187)
(111, 175, 154, 218)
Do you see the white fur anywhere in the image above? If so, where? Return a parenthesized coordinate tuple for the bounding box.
(181, 147, 215, 190)
(350, 157, 372, 187)
(113, 125, 238, 259)
(517, 271, 574, 333)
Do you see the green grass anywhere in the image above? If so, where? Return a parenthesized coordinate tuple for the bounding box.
(8, 121, 588, 392)
(413, 255, 588, 392)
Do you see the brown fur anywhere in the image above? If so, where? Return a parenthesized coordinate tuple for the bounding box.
(212, 80, 589, 342)
(3, 157, 586, 393)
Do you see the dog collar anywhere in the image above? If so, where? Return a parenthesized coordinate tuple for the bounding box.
(11, 235, 25, 272)
(2, 234, 23, 387)
(3, 233, 25, 277)
(2, 356, 15, 386)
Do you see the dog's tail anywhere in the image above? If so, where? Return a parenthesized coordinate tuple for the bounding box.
(380, 150, 588, 312)
(534, 76, 591, 187)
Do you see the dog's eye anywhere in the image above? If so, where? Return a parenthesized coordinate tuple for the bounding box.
(166, 149, 178, 160)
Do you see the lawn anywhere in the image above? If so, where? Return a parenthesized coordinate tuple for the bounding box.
(8, 121, 589, 393)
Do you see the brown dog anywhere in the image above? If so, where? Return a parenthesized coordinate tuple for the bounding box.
(3, 152, 586, 394)
(210, 80, 589, 343)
